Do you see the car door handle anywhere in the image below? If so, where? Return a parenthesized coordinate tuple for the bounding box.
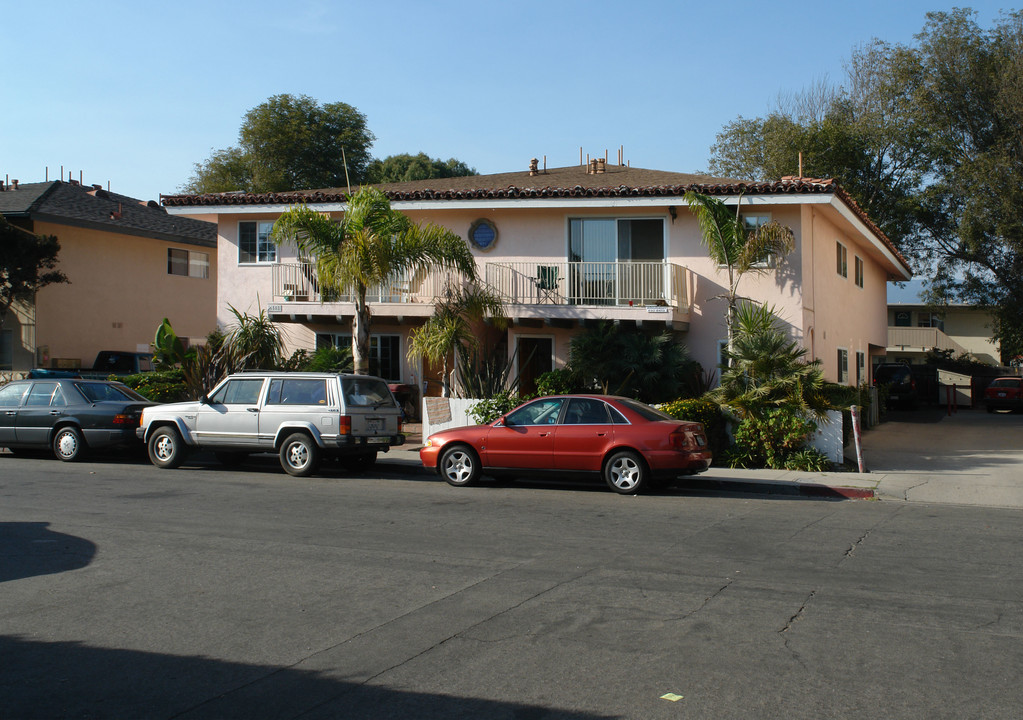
(246, 407, 259, 413)
(50, 410, 62, 416)
(596, 432, 607, 437)
(538, 432, 551, 437)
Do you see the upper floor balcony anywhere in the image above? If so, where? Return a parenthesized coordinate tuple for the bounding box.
(887, 326, 967, 355)
(269, 260, 693, 329)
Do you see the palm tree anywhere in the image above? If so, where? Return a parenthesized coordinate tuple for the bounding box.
(709, 303, 831, 421)
(271, 187, 478, 374)
(406, 281, 505, 397)
(683, 191, 795, 354)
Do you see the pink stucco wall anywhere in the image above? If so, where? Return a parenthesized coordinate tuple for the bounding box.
(207, 196, 902, 388)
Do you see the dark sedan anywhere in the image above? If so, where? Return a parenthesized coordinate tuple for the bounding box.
(0, 378, 155, 461)
(420, 395, 712, 495)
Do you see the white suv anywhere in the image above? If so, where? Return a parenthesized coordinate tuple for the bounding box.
(137, 372, 405, 476)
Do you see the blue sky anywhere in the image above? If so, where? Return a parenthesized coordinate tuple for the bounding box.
(2, 1, 1008, 300)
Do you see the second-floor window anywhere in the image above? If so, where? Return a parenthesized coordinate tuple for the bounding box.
(239, 221, 276, 264)
(855, 256, 864, 288)
(917, 312, 944, 330)
(837, 241, 848, 278)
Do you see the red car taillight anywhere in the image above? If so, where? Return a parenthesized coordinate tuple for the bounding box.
(112, 413, 139, 426)
(670, 424, 706, 451)
(339, 415, 351, 435)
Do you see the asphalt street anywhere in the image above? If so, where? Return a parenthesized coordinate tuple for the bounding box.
(1, 449, 1021, 719)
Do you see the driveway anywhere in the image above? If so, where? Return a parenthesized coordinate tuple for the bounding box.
(863, 406, 1023, 507)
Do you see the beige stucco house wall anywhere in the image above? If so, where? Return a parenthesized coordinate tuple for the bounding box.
(887, 303, 1001, 366)
(1, 180, 217, 372)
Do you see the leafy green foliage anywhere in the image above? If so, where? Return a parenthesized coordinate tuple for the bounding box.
(783, 448, 833, 472)
(152, 318, 194, 370)
(0, 216, 68, 326)
(222, 305, 286, 371)
(535, 369, 578, 396)
(707, 10, 1023, 359)
(468, 392, 533, 425)
(408, 280, 506, 396)
(366, 153, 478, 184)
(658, 398, 728, 457)
(120, 369, 189, 403)
(567, 322, 700, 403)
(298, 346, 354, 373)
(711, 303, 832, 421)
(721, 409, 818, 470)
(183, 94, 374, 193)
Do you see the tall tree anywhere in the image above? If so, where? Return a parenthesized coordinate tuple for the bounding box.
(0, 216, 69, 327)
(184, 94, 375, 194)
(271, 188, 478, 375)
(707, 9, 1023, 361)
(683, 191, 795, 354)
(366, 153, 478, 184)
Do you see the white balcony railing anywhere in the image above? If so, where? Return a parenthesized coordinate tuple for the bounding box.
(484, 261, 690, 311)
(272, 263, 458, 304)
(272, 260, 691, 313)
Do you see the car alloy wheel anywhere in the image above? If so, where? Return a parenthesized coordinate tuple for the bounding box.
(604, 450, 646, 495)
(440, 445, 480, 487)
(148, 426, 186, 469)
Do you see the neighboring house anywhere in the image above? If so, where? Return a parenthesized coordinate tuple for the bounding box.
(886, 303, 1001, 366)
(0, 179, 217, 372)
(162, 161, 912, 393)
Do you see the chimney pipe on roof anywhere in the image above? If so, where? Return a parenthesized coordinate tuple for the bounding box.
(12, 179, 18, 190)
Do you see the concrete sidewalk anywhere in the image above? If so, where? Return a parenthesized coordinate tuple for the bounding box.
(397, 408, 1023, 507)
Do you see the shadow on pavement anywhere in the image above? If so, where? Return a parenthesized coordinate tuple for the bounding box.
(0, 635, 611, 720)
(0, 522, 96, 583)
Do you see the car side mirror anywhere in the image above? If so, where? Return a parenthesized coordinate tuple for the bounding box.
(199, 394, 211, 405)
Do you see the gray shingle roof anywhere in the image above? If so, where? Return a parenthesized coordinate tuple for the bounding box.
(1, 181, 215, 248)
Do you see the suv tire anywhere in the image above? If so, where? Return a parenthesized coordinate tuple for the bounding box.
(149, 426, 186, 469)
(280, 433, 319, 477)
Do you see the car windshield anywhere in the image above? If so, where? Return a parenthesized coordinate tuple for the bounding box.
(874, 367, 908, 382)
(74, 382, 148, 403)
(616, 398, 676, 422)
(341, 377, 396, 408)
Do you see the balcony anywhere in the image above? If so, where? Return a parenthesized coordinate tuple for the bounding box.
(270, 260, 692, 329)
(887, 326, 966, 355)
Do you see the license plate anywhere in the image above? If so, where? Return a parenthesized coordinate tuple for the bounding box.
(998, 392, 1007, 397)
(368, 436, 390, 444)
(366, 418, 382, 432)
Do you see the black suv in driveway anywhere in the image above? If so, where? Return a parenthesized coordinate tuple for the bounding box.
(873, 363, 918, 409)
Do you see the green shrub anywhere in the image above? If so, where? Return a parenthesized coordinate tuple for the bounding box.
(469, 391, 533, 425)
(731, 408, 817, 469)
(659, 397, 728, 457)
(535, 369, 576, 396)
(120, 369, 188, 403)
(783, 448, 833, 472)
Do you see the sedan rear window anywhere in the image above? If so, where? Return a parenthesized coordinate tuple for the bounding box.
(616, 398, 675, 423)
(75, 382, 147, 403)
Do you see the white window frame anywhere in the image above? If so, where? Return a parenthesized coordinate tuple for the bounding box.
(238, 221, 277, 265)
(837, 347, 850, 384)
(741, 213, 778, 268)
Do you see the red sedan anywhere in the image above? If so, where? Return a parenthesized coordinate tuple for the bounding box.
(420, 395, 712, 494)
(984, 377, 1023, 413)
